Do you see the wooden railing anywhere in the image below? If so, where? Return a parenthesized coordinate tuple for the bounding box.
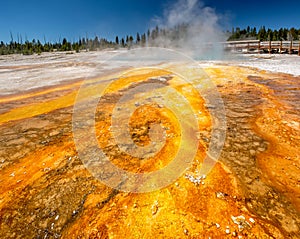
(224, 40, 300, 56)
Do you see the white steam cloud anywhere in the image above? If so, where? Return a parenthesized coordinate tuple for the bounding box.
(151, 0, 227, 58)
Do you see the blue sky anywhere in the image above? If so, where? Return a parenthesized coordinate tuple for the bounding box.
(0, 0, 299, 43)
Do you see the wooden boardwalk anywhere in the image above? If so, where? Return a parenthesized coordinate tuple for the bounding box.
(224, 40, 300, 55)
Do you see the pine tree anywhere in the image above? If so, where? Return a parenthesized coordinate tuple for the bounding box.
(129, 36, 134, 48)
(247, 26, 250, 34)
(141, 33, 146, 47)
(147, 29, 150, 45)
(251, 27, 257, 37)
(136, 33, 140, 44)
(258, 26, 266, 40)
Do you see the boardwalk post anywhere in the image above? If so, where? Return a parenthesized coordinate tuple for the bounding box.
(258, 41, 261, 54)
(280, 40, 283, 53)
(289, 40, 292, 54)
(298, 41, 300, 56)
(269, 40, 271, 54)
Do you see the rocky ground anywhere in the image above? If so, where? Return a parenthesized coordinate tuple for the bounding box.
(0, 52, 299, 238)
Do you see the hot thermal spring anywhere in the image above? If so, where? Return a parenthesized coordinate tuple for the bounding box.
(0, 52, 299, 238)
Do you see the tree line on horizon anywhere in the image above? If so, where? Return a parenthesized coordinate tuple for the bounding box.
(228, 26, 300, 41)
(0, 32, 150, 55)
(1, 25, 300, 55)
(0, 25, 173, 55)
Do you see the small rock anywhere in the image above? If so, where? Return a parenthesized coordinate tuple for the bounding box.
(245, 221, 251, 227)
(253, 142, 260, 146)
(10, 172, 15, 177)
(49, 131, 60, 137)
(257, 147, 265, 152)
(216, 191, 226, 199)
(231, 215, 246, 225)
(249, 150, 256, 156)
(55, 215, 59, 220)
(215, 223, 220, 228)
(183, 228, 189, 235)
(49, 211, 56, 217)
(152, 201, 159, 215)
(231, 215, 250, 232)
(225, 228, 230, 234)
(72, 210, 78, 216)
(249, 218, 255, 224)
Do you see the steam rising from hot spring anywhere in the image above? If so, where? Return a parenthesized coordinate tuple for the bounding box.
(151, 0, 227, 59)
